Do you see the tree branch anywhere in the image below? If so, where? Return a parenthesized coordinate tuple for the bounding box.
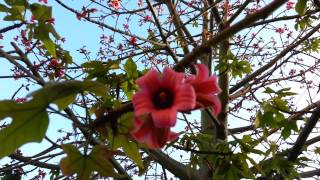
(287, 106, 320, 162)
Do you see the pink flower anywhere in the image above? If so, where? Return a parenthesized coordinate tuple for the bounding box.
(111, 0, 120, 10)
(39, 0, 48, 4)
(131, 115, 178, 149)
(144, 15, 151, 22)
(286, 1, 295, 10)
(47, 17, 55, 24)
(186, 64, 221, 116)
(16, 98, 27, 103)
(132, 67, 196, 128)
(129, 37, 137, 45)
(275, 28, 285, 34)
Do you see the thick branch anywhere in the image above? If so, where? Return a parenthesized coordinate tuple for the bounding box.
(8, 153, 60, 170)
(287, 106, 320, 162)
(147, 149, 201, 180)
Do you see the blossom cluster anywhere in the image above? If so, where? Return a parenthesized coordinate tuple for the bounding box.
(131, 64, 221, 149)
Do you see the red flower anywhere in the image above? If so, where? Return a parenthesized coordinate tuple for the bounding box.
(275, 28, 285, 34)
(132, 67, 196, 128)
(39, 0, 48, 4)
(129, 37, 137, 45)
(15, 98, 27, 103)
(186, 64, 221, 116)
(144, 15, 151, 22)
(111, 0, 120, 10)
(47, 17, 55, 24)
(131, 115, 178, 149)
(286, 1, 295, 10)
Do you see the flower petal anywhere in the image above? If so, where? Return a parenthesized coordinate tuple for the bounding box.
(168, 131, 179, 141)
(131, 116, 177, 149)
(193, 76, 221, 94)
(152, 108, 177, 128)
(132, 92, 154, 116)
(195, 64, 209, 80)
(173, 84, 196, 111)
(136, 69, 161, 94)
(131, 116, 155, 142)
(197, 94, 221, 116)
(161, 67, 184, 89)
(152, 127, 170, 148)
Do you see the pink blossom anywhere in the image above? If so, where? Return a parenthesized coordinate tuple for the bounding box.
(111, 0, 121, 10)
(138, 0, 143, 7)
(186, 64, 221, 116)
(129, 37, 137, 45)
(47, 17, 55, 24)
(131, 115, 178, 149)
(286, 1, 295, 10)
(275, 28, 285, 34)
(16, 98, 27, 103)
(144, 15, 151, 22)
(38, 0, 48, 4)
(132, 67, 196, 128)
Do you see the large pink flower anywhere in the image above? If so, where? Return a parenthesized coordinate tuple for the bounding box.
(186, 64, 221, 116)
(131, 115, 178, 149)
(132, 67, 196, 128)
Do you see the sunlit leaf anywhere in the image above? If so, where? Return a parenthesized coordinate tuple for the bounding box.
(295, 0, 307, 15)
(31, 80, 107, 107)
(60, 145, 119, 179)
(0, 100, 48, 158)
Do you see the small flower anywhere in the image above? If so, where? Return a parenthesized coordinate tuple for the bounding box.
(286, 1, 295, 10)
(39, 0, 48, 4)
(132, 67, 196, 128)
(111, 0, 121, 10)
(16, 98, 27, 103)
(275, 28, 285, 34)
(144, 15, 151, 22)
(47, 17, 55, 24)
(186, 64, 221, 116)
(30, 15, 37, 23)
(131, 115, 178, 149)
(129, 37, 137, 45)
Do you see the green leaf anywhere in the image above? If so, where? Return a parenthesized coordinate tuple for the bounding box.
(3, 13, 23, 21)
(0, 4, 11, 12)
(281, 127, 291, 139)
(30, 3, 52, 21)
(0, 100, 48, 158)
(295, 0, 307, 15)
(124, 58, 138, 79)
(122, 140, 143, 167)
(110, 134, 143, 167)
(54, 94, 77, 110)
(60, 145, 119, 179)
(48, 24, 60, 39)
(4, 0, 27, 6)
(254, 111, 262, 128)
(34, 22, 56, 57)
(272, 98, 289, 111)
(31, 80, 107, 107)
(42, 38, 56, 57)
(61, 50, 73, 64)
(264, 87, 275, 94)
(315, 147, 320, 154)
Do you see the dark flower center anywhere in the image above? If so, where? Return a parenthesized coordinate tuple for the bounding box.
(153, 89, 174, 109)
